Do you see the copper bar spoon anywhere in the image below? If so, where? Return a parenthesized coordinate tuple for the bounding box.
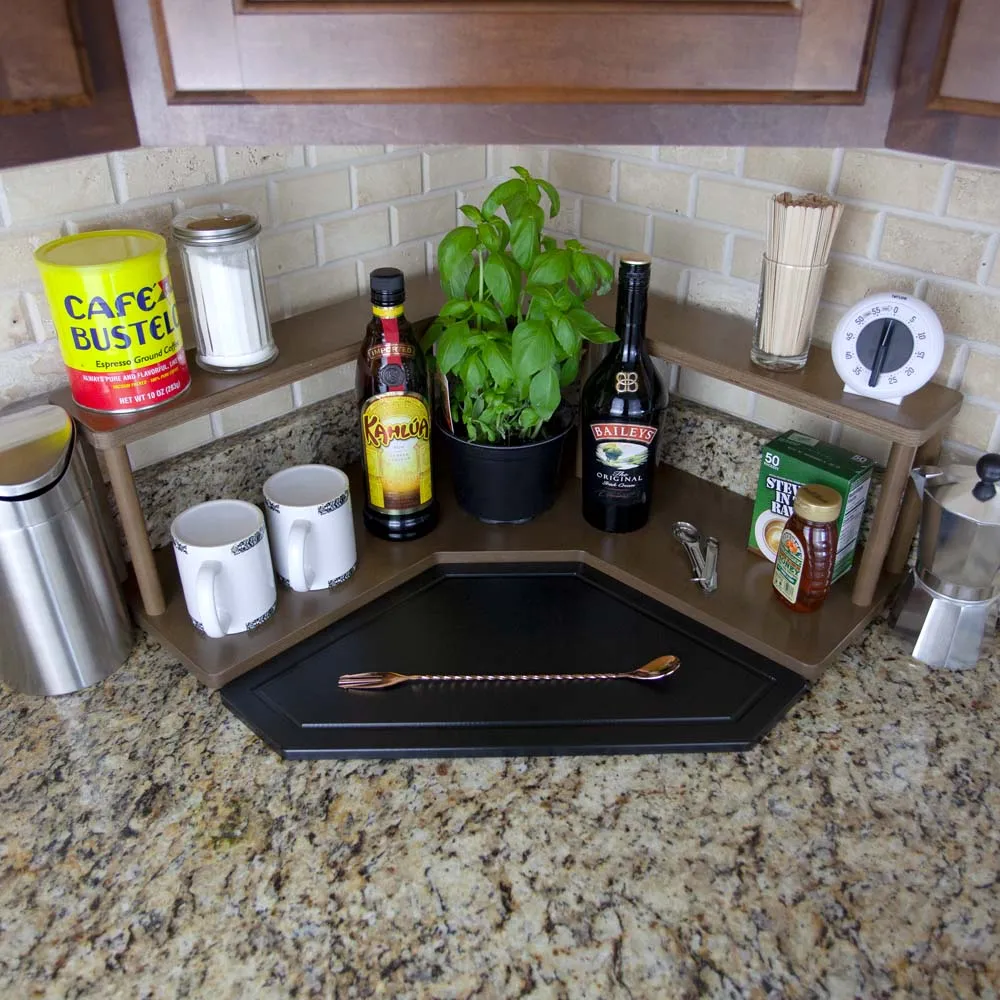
(338, 654, 681, 692)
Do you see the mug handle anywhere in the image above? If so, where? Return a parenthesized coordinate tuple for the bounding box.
(288, 520, 314, 592)
(196, 561, 230, 638)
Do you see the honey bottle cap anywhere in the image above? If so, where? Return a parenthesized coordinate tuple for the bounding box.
(793, 484, 842, 523)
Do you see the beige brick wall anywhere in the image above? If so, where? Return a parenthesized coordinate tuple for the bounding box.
(3, 143, 1000, 471)
(0, 145, 483, 469)
(503, 145, 1000, 466)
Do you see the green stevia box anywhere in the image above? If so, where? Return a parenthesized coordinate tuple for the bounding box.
(749, 430, 875, 582)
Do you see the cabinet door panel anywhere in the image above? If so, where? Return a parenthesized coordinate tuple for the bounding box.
(0, 0, 137, 169)
(887, 0, 1000, 166)
(0, 0, 89, 114)
(936, 0, 1000, 112)
(156, 0, 878, 103)
(119, 0, 906, 146)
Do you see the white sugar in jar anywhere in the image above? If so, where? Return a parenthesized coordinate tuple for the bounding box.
(171, 204, 277, 373)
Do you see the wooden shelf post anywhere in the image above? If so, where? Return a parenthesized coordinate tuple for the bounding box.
(851, 441, 917, 606)
(104, 445, 166, 617)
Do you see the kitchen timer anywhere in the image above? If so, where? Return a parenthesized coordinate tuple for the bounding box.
(830, 291, 944, 404)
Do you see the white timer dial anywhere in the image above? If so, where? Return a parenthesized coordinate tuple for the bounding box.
(831, 292, 944, 404)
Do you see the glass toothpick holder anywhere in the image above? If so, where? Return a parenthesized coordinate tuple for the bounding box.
(751, 255, 828, 372)
(171, 204, 278, 373)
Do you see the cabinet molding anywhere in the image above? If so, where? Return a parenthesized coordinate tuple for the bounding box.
(116, 0, 907, 146)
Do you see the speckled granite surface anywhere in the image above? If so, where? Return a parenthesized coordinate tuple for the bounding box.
(2, 395, 994, 996)
(0, 621, 997, 997)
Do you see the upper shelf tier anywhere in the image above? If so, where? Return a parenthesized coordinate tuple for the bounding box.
(55, 272, 962, 451)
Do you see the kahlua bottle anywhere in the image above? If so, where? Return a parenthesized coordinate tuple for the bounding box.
(357, 268, 438, 541)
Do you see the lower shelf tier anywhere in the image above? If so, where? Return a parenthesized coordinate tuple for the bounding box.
(131, 463, 900, 689)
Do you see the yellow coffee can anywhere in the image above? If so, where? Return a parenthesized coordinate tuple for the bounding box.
(35, 230, 191, 413)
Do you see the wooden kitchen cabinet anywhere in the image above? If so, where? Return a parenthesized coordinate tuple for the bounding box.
(0, 0, 137, 169)
(887, 0, 1000, 164)
(118, 0, 908, 148)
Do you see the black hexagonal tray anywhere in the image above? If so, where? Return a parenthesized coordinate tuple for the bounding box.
(221, 562, 808, 759)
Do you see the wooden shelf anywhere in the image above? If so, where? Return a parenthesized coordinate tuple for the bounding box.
(53, 274, 955, 662)
(131, 463, 898, 691)
(57, 273, 961, 452)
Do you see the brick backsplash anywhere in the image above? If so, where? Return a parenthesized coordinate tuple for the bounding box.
(2, 143, 1000, 472)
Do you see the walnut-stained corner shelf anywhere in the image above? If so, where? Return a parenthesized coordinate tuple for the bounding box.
(51, 274, 961, 681)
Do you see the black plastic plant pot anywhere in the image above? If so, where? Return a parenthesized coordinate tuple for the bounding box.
(439, 411, 573, 524)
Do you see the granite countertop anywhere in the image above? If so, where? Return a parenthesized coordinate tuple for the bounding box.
(1, 617, 997, 999)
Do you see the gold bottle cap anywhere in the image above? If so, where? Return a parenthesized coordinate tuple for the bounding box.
(619, 252, 651, 267)
(793, 484, 842, 523)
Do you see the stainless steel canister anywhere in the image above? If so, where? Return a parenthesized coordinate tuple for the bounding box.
(0, 405, 132, 696)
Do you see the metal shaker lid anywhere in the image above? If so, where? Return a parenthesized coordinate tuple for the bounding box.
(924, 453, 1000, 526)
(0, 404, 74, 498)
(171, 204, 260, 246)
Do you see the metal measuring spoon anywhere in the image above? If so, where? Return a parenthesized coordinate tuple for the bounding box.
(673, 521, 708, 583)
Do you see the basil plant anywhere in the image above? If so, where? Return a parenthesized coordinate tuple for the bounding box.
(422, 167, 617, 444)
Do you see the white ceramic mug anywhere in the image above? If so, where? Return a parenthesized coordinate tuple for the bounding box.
(263, 465, 357, 592)
(171, 499, 277, 638)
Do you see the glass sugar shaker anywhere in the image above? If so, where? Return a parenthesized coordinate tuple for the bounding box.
(171, 204, 278, 373)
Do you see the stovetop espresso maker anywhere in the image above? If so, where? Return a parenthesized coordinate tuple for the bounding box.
(889, 453, 1000, 669)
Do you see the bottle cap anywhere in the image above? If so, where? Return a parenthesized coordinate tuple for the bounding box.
(793, 484, 842, 523)
(618, 254, 651, 286)
(370, 267, 406, 306)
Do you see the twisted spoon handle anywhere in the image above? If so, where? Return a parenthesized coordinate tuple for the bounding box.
(414, 671, 626, 683)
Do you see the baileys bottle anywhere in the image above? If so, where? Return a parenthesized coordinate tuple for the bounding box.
(581, 255, 666, 533)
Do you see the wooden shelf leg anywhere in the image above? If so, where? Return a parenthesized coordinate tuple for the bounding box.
(852, 441, 917, 607)
(104, 445, 166, 617)
(884, 433, 942, 576)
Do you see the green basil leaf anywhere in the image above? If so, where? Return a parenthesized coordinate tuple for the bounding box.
(572, 252, 596, 297)
(511, 166, 532, 183)
(436, 320, 471, 375)
(478, 223, 500, 253)
(512, 320, 555, 382)
(490, 216, 510, 250)
(463, 352, 486, 393)
(568, 308, 608, 334)
(437, 298, 473, 319)
(421, 318, 446, 351)
(464, 259, 481, 299)
(591, 255, 615, 293)
(483, 342, 514, 388)
(553, 315, 580, 358)
(519, 406, 540, 430)
(437, 227, 478, 293)
(459, 204, 484, 224)
(537, 179, 561, 219)
(472, 300, 505, 327)
(510, 215, 539, 270)
(528, 250, 571, 286)
(482, 178, 526, 219)
(529, 366, 560, 422)
(559, 353, 580, 388)
(541, 235, 558, 253)
(484, 254, 516, 318)
(581, 324, 618, 344)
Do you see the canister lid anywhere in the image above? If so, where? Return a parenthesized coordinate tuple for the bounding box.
(0, 404, 74, 498)
(793, 484, 842, 523)
(171, 204, 260, 246)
